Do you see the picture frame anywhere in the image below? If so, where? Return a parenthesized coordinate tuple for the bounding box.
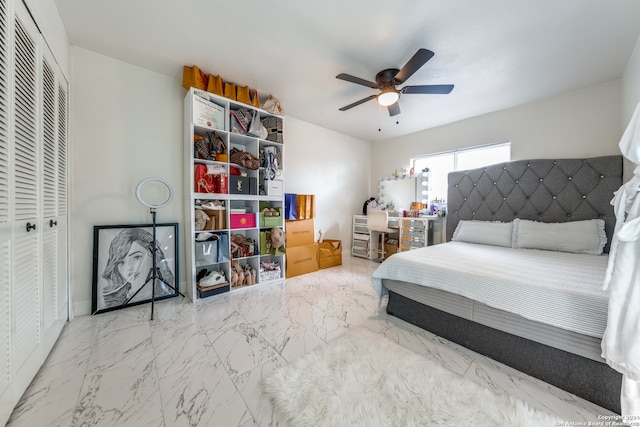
(92, 223, 179, 315)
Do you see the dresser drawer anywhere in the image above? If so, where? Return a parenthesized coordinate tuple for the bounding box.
(353, 216, 368, 226)
(387, 218, 401, 228)
(402, 220, 426, 231)
(353, 225, 369, 234)
(352, 239, 369, 249)
(352, 247, 369, 257)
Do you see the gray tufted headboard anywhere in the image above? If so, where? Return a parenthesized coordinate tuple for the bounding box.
(446, 155, 623, 252)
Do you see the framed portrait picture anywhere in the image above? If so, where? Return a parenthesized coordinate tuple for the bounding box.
(92, 223, 179, 315)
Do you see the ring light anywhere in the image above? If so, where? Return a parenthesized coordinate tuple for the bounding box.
(135, 177, 173, 209)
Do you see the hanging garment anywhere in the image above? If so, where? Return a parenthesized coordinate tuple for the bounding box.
(602, 101, 640, 417)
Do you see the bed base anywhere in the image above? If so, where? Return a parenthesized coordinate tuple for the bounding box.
(386, 290, 622, 414)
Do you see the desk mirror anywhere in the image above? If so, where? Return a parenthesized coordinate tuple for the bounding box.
(378, 171, 429, 211)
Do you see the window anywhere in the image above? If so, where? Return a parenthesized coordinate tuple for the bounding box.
(412, 142, 511, 203)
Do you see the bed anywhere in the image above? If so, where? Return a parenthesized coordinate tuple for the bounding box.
(371, 155, 624, 414)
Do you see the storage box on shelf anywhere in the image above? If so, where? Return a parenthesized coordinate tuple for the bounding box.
(184, 87, 285, 301)
(229, 175, 257, 195)
(258, 202, 286, 273)
(259, 206, 283, 228)
(263, 179, 283, 196)
(202, 209, 226, 230)
(230, 213, 257, 229)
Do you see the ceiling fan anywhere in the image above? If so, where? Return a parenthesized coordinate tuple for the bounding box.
(336, 48, 454, 117)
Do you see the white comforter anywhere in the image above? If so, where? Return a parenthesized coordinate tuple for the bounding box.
(371, 242, 610, 338)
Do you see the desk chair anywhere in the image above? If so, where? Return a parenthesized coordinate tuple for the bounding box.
(367, 210, 396, 262)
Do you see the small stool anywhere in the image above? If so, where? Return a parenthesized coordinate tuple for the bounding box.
(367, 210, 395, 262)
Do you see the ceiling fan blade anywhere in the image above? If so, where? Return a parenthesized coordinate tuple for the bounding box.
(388, 102, 401, 116)
(394, 48, 434, 84)
(336, 73, 378, 89)
(339, 94, 377, 111)
(401, 84, 454, 95)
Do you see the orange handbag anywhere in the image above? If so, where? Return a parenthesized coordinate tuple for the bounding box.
(207, 74, 223, 96)
(224, 82, 237, 100)
(236, 85, 251, 105)
(182, 65, 208, 91)
(250, 89, 260, 108)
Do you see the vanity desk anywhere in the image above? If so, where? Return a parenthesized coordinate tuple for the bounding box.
(351, 214, 443, 259)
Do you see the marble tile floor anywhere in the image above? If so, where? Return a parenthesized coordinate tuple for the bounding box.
(7, 256, 616, 427)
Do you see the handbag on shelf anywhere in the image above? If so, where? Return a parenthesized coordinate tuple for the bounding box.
(260, 146, 281, 180)
(236, 85, 251, 105)
(224, 82, 237, 100)
(194, 164, 215, 193)
(262, 95, 284, 115)
(194, 135, 211, 160)
(230, 108, 253, 134)
(207, 74, 223, 96)
(230, 147, 260, 170)
(208, 131, 227, 156)
(194, 209, 209, 231)
(217, 233, 230, 262)
(261, 116, 284, 143)
(182, 65, 208, 91)
(250, 89, 260, 108)
(195, 237, 218, 265)
(248, 110, 263, 138)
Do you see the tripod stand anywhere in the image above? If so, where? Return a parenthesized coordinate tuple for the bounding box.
(130, 178, 184, 320)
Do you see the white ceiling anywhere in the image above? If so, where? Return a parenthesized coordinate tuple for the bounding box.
(54, 0, 640, 142)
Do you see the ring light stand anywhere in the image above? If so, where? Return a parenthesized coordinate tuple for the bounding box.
(127, 178, 184, 320)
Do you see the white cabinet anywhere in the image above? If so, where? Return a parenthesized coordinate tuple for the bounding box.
(351, 215, 443, 260)
(351, 216, 370, 258)
(0, 1, 69, 424)
(183, 88, 285, 301)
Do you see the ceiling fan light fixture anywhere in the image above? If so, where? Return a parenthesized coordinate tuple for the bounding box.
(377, 89, 399, 106)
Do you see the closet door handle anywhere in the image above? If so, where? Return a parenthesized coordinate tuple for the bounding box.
(50, 219, 57, 228)
(26, 222, 36, 232)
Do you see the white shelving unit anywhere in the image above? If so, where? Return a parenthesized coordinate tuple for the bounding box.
(183, 88, 285, 301)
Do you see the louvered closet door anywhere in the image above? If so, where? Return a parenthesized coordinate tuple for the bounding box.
(10, 0, 42, 404)
(40, 43, 66, 350)
(0, 0, 11, 420)
(56, 75, 68, 323)
(0, 2, 68, 424)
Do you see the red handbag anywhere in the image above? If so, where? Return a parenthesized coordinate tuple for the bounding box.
(215, 173, 228, 194)
(194, 164, 215, 193)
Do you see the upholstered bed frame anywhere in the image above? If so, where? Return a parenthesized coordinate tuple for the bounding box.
(384, 155, 624, 413)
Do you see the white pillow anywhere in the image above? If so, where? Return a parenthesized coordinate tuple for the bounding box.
(452, 220, 513, 247)
(512, 218, 606, 255)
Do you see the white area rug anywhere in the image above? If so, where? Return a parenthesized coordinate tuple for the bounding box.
(263, 327, 560, 427)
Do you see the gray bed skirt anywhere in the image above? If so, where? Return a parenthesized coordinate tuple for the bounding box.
(385, 288, 622, 414)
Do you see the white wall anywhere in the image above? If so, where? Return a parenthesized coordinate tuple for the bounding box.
(68, 48, 371, 315)
(622, 33, 640, 123)
(620, 33, 640, 181)
(285, 117, 371, 245)
(69, 47, 184, 315)
(370, 80, 623, 192)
